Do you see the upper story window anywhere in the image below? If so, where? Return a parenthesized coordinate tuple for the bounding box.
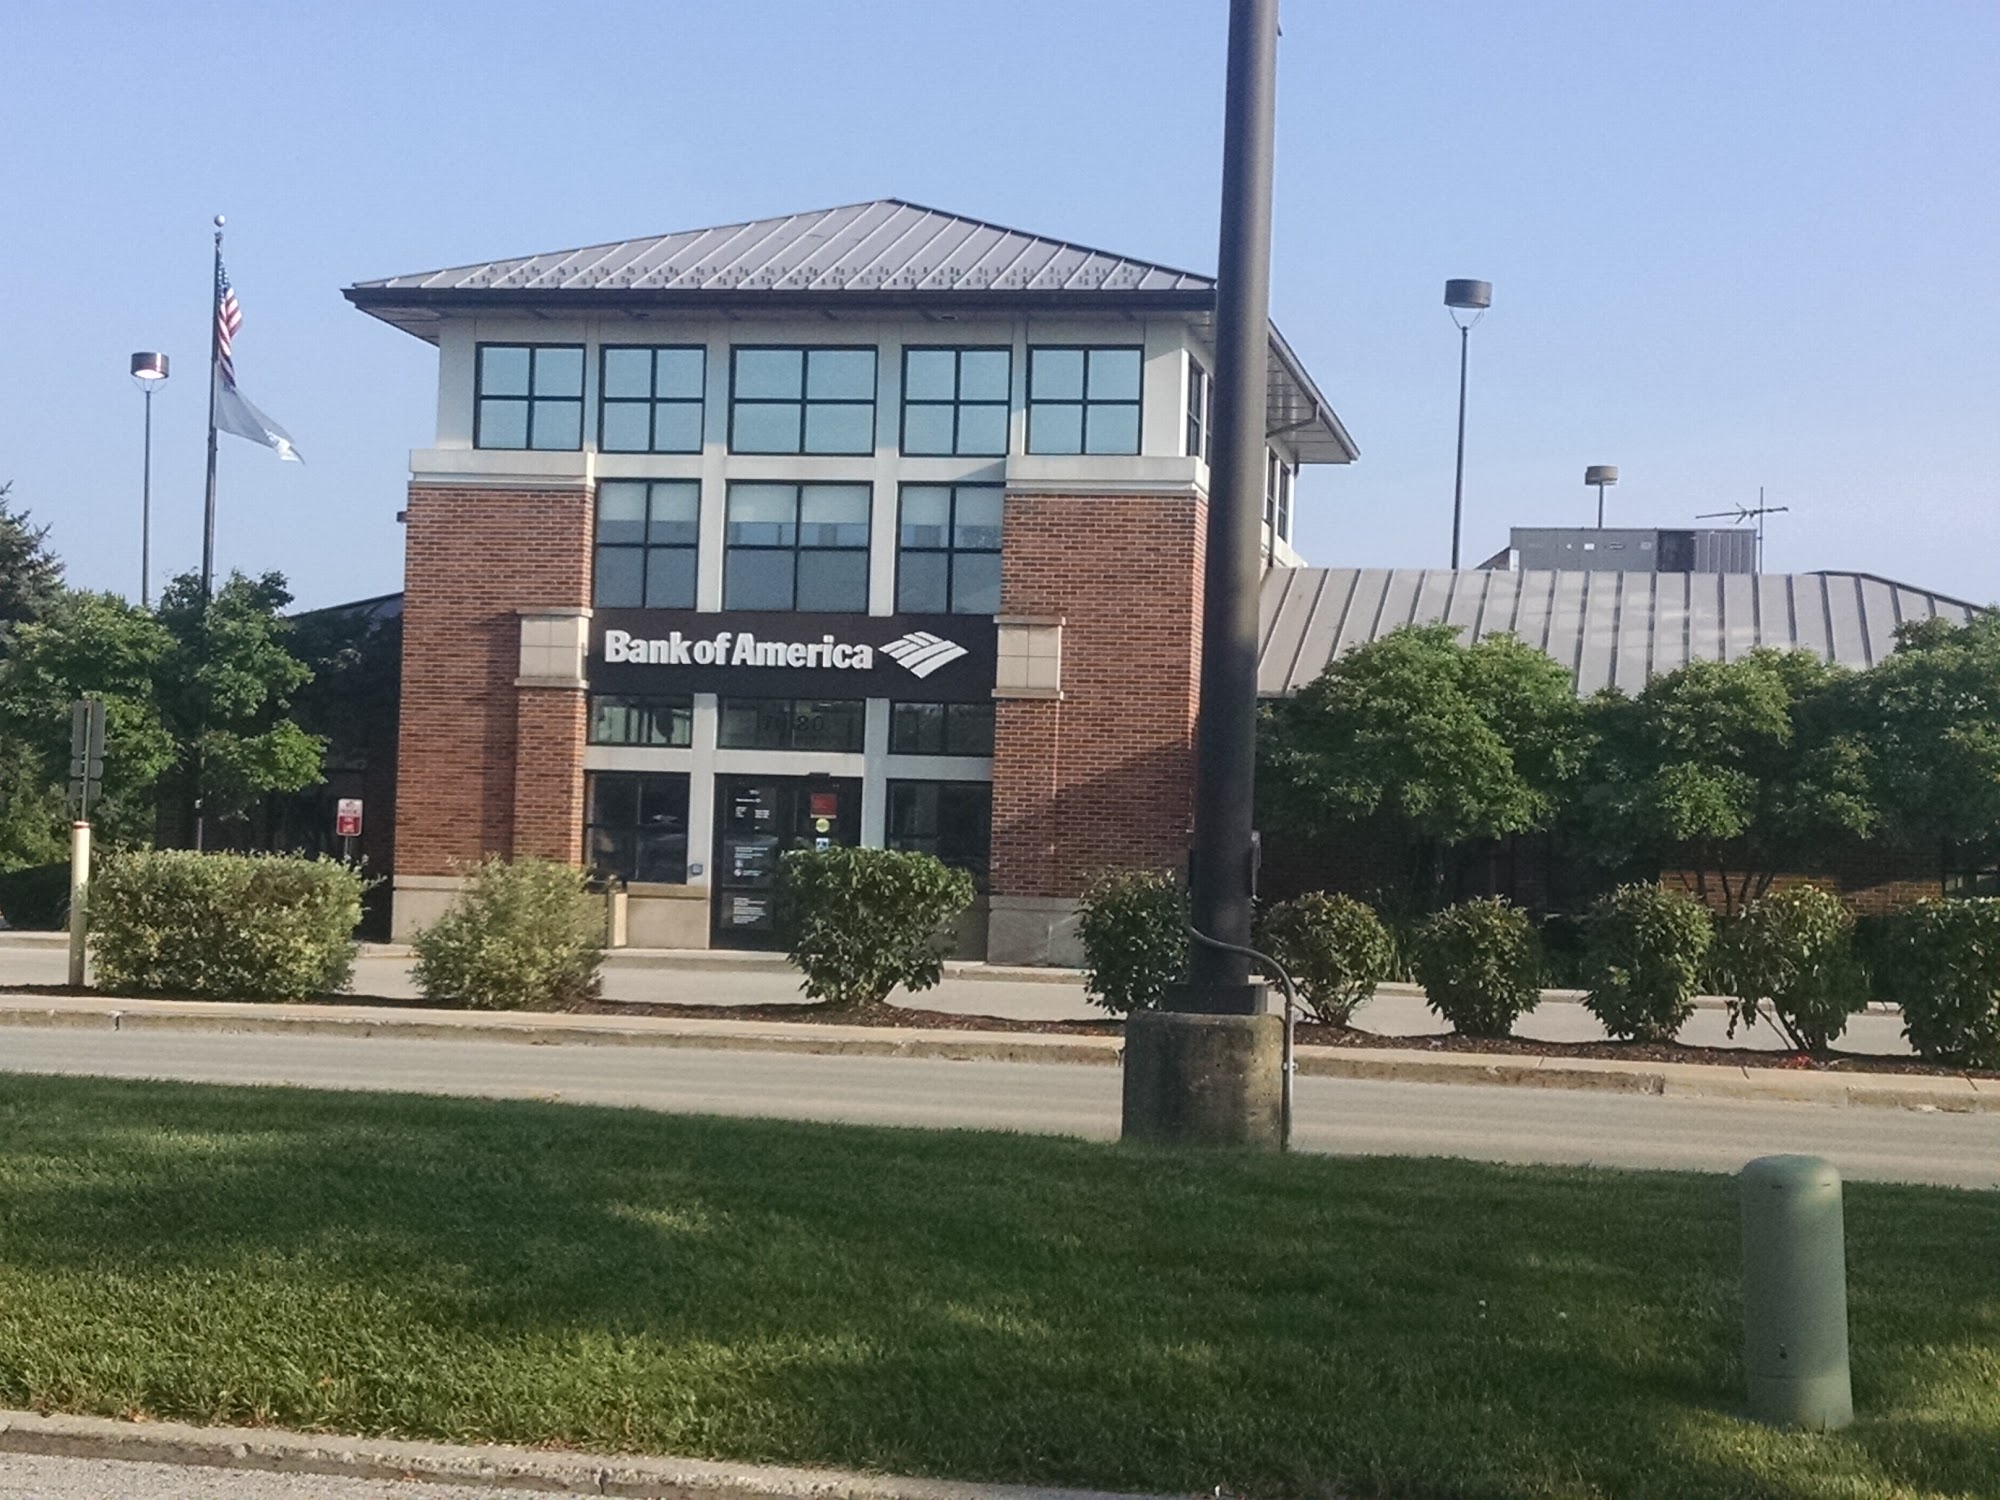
(1186, 358, 1212, 459)
(901, 347, 1010, 456)
(730, 346, 876, 454)
(1264, 450, 1295, 545)
(476, 344, 584, 450)
(896, 484, 1002, 615)
(718, 698, 866, 752)
(724, 482, 871, 612)
(890, 701, 997, 757)
(595, 479, 698, 609)
(588, 694, 693, 747)
(1026, 345, 1142, 455)
(600, 346, 705, 453)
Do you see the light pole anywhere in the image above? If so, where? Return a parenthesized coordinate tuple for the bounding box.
(1586, 464, 1618, 528)
(1444, 279, 1491, 568)
(130, 352, 170, 607)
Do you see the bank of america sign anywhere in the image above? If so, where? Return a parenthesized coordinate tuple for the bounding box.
(602, 627, 967, 679)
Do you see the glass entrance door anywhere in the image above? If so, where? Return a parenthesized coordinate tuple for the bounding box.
(711, 775, 862, 948)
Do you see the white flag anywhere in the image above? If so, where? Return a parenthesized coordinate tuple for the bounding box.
(214, 372, 303, 463)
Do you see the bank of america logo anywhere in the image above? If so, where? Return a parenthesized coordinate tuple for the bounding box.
(881, 631, 969, 679)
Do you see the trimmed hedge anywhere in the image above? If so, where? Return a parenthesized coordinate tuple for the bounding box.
(1257, 892, 1393, 1026)
(1710, 886, 1868, 1052)
(1580, 884, 1713, 1043)
(1413, 898, 1542, 1038)
(1876, 898, 2000, 1068)
(89, 850, 364, 1000)
(779, 846, 974, 1009)
(411, 857, 602, 1010)
(1076, 870, 1186, 1015)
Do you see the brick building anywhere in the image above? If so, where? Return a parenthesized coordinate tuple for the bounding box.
(345, 201, 1357, 960)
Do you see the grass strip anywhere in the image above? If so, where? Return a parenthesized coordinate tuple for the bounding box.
(0, 1073, 1993, 1499)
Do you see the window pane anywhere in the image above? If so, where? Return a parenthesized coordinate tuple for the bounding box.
(903, 349, 957, 402)
(901, 403, 955, 455)
(731, 402, 801, 453)
(888, 781, 941, 841)
(727, 484, 797, 544)
(947, 703, 997, 756)
(959, 349, 1010, 402)
(477, 399, 528, 449)
(652, 402, 703, 452)
(655, 347, 705, 399)
(891, 702, 946, 754)
(951, 552, 1001, 615)
(896, 552, 949, 614)
(954, 403, 1008, 456)
(600, 402, 651, 452)
(589, 697, 634, 745)
(601, 348, 653, 398)
(806, 348, 876, 399)
(803, 402, 874, 454)
(799, 485, 870, 546)
(1028, 403, 1082, 455)
(643, 547, 696, 609)
(1087, 346, 1142, 400)
(792, 700, 864, 751)
(597, 480, 648, 542)
(796, 550, 868, 612)
(587, 771, 638, 826)
(899, 486, 951, 547)
(594, 546, 644, 607)
(534, 346, 584, 396)
(530, 399, 582, 450)
(588, 826, 636, 882)
(1030, 347, 1084, 400)
(479, 346, 530, 396)
(637, 773, 687, 827)
(1083, 402, 1140, 455)
(724, 549, 794, 610)
(648, 481, 700, 544)
(735, 348, 802, 399)
(952, 487, 1003, 549)
(718, 701, 778, 748)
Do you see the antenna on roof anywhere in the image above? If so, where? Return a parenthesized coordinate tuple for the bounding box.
(1697, 487, 1790, 573)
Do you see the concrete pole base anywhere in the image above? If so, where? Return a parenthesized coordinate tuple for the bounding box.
(1121, 1009, 1284, 1149)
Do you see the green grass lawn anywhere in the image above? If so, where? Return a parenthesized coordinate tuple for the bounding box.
(0, 1075, 1992, 1500)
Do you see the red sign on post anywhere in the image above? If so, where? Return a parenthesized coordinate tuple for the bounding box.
(335, 799, 363, 839)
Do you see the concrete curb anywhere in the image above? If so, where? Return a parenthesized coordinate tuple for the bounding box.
(1, 993, 1989, 1112)
(0, 1409, 1155, 1500)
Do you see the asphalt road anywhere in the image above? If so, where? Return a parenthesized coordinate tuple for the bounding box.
(0, 1451, 528, 1500)
(0, 1025, 1990, 1189)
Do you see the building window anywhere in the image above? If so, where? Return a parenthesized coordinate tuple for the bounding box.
(599, 346, 705, 453)
(717, 699, 865, 752)
(724, 482, 870, 612)
(729, 346, 876, 454)
(1026, 345, 1142, 455)
(585, 771, 690, 884)
(889, 701, 996, 757)
(588, 695, 693, 747)
(887, 781, 992, 888)
(1264, 450, 1294, 545)
(475, 344, 584, 450)
(1186, 358, 1211, 459)
(901, 347, 1010, 456)
(896, 484, 1002, 615)
(594, 480, 699, 608)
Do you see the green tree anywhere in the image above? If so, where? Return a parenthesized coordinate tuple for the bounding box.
(0, 483, 70, 868)
(1260, 624, 1585, 901)
(1576, 651, 1876, 914)
(0, 483, 65, 641)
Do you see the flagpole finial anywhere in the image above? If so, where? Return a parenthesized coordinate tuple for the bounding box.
(214, 214, 225, 227)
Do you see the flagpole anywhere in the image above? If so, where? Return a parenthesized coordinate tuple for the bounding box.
(200, 215, 224, 603)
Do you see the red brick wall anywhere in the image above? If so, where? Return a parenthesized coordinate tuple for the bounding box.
(398, 484, 591, 876)
(991, 492, 1206, 899)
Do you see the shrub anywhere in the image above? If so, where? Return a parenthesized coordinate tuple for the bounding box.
(1710, 886, 1868, 1052)
(778, 846, 974, 1009)
(90, 850, 364, 1000)
(0, 861, 69, 931)
(1579, 884, 1713, 1043)
(1412, 898, 1542, 1038)
(1076, 869, 1187, 1015)
(1875, 898, 2000, 1068)
(1257, 892, 1393, 1026)
(411, 857, 602, 1010)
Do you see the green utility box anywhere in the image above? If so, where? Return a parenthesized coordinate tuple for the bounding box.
(1740, 1154, 1853, 1431)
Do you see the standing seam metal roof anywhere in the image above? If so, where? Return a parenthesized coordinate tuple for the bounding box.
(1257, 567, 1985, 697)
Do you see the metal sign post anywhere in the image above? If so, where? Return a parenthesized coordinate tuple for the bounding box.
(67, 699, 106, 988)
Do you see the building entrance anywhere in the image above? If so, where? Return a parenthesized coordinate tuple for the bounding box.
(711, 775, 862, 948)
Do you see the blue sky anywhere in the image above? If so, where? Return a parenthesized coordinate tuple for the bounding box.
(4, 0, 1995, 608)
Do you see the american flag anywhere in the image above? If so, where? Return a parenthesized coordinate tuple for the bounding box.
(215, 261, 243, 386)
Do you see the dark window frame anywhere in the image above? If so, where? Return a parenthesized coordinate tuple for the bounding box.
(584, 770, 692, 885)
(474, 342, 585, 451)
(1186, 357, 1212, 459)
(587, 694, 694, 748)
(899, 345, 1012, 456)
(1264, 449, 1295, 544)
(593, 478, 700, 609)
(889, 701, 997, 757)
(727, 344, 879, 455)
(1025, 343, 1145, 455)
(598, 344, 706, 453)
(894, 482, 1004, 616)
(723, 481, 872, 613)
(716, 698, 867, 752)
